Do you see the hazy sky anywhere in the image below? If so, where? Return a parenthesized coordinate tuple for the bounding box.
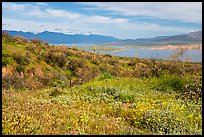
(2, 2, 202, 39)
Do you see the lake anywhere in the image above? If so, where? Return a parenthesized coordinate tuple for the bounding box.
(55, 44, 202, 62)
(98, 48, 202, 62)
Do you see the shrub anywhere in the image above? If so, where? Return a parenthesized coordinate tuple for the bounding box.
(13, 36, 29, 44)
(115, 92, 135, 103)
(128, 109, 190, 134)
(15, 65, 25, 74)
(68, 59, 85, 72)
(44, 52, 68, 68)
(2, 31, 15, 42)
(30, 38, 43, 45)
(150, 74, 189, 92)
(13, 54, 30, 66)
(179, 76, 202, 101)
(99, 72, 113, 80)
(2, 73, 26, 89)
(49, 88, 64, 97)
(2, 50, 13, 67)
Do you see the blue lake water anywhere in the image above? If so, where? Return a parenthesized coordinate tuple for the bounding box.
(53, 43, 97, 46)
(98, 48, 202, 62)
(54, 44, 202, 62)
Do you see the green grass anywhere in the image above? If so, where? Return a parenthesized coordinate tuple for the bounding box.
(2, 76, 202, 135)
(3, 43, 27, 55)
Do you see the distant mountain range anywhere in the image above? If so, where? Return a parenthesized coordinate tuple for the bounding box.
(2, 30, 202, 45)
(119, 31, 202, 46)
(2, 30, 120, 44)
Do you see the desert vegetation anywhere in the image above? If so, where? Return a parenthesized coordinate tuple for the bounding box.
(2, 32, 202, 135)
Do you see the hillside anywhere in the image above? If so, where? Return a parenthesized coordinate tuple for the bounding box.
(2, 31, 202, 89)
(2, 32, 202, 135)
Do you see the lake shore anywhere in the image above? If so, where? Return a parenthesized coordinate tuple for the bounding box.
(109, 44, 202, 52)
(148, 45, 202, 50)
(111, 48, 128, 52)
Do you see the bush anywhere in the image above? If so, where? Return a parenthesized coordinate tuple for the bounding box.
(50, 79, 64, 87)
(99, 72, 113, 80)
(2, 50, 14, 67)
(115, 92, 135, 103)
(2, 73, 26, 89)
(13, 54, 30, 66)
(49, 88, 64, 97)
(179, 76, 202, 101)
(13, 36, 29, 44)
(68, 59, 85, 72)
(15, 65, 25, 74)
(150, 74, 189, 92)
(128, 109, 190, 134)
(44, 52, 68, 68)
(2, 31, 15, 43)
(30, 38, 43, 45)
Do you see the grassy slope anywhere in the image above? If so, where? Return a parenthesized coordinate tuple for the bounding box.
(2, 77, 202, 135)
(2, 34, 202, 135)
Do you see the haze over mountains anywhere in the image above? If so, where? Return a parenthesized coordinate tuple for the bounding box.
(120, 31, 202, 46)
(2, 30, 202, 46)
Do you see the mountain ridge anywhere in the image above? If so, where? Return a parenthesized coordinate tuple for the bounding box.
(2, 30, 120, 44)
(2, 30, 202, 45)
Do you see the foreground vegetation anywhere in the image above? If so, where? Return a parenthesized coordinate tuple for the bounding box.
(2, 32, 202, 135)
(2, 75, 202, 135)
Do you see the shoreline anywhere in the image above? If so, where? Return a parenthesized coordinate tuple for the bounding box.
(111, 48, 128, 52)
(148, 45, 202, 50)
(110, 45, 202, 52)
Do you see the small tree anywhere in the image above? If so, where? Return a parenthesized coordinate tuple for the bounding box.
(169, 48, 192, 75)
(65, 70, 74, 89)
(169, 48, 187, 62)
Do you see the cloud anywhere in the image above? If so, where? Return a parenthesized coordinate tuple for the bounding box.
(2, 2, 29, 11)
(80, 15, 128, 24)
(2, 2, 127, 23)
(79, 2, 202, 23)
(3, 17, 200, 39)
(35, 2, 48, 6)
(2, 2, 201, 39)
(3, 2, 81, 20)
(45, 9, 81, 19)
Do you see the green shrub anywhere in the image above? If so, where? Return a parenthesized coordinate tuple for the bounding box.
(50, 79, 64, 87)
(49, 88, 64, 97)
(15, 65, 25, 74)
(179, 76, 202, 101)
(150, 74, 190, 92)
(44, 52, 68, 68)
(13, 54, 30, 66)
(129, 109, 190, 134)
(2, 56, 14, 67)
(115, 92, 135, 103)
(99, 72, 113, 80)
(2, 50, 14, 66)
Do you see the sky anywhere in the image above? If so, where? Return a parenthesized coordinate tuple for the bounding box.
(2, 2, 202, 39)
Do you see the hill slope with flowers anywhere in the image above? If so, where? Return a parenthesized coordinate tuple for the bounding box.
(2, 32, 202, 135)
